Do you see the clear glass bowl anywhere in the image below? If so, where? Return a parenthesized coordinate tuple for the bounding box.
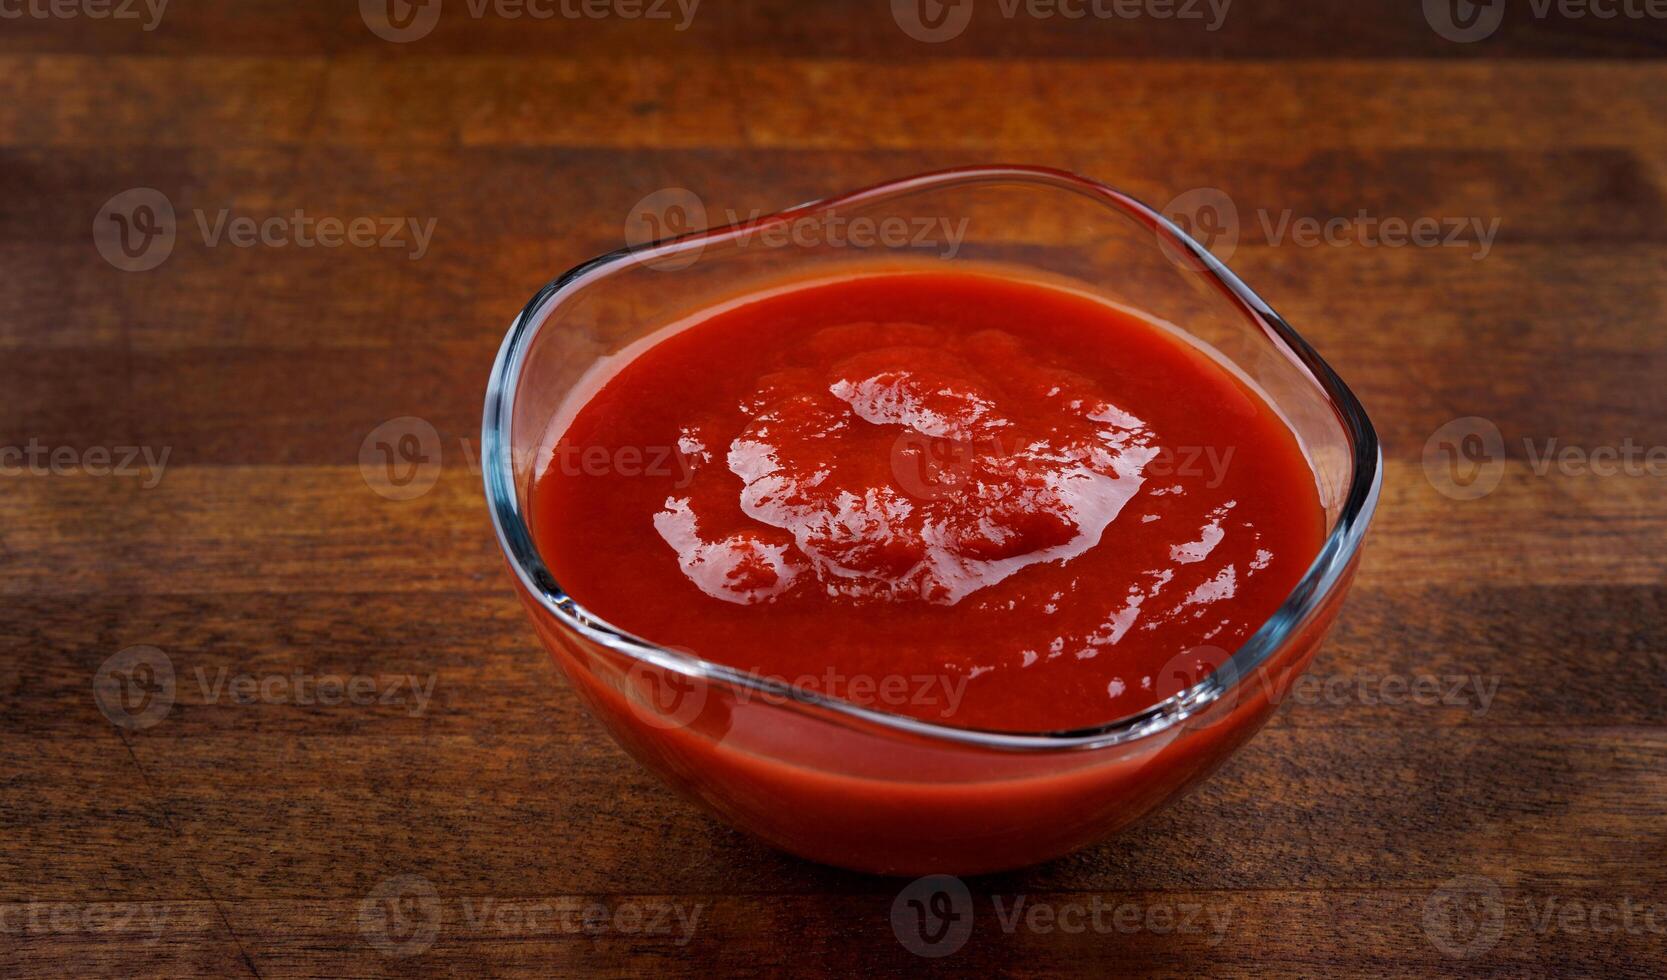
(483, 166, 1381, 875)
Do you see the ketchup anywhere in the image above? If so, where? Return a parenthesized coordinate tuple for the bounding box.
(532, 270, 1324, 733)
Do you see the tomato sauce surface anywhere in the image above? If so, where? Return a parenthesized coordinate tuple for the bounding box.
(531, 271, 1325, 732)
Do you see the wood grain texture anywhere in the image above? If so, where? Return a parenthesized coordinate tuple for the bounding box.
(4, 1, 1667, 976)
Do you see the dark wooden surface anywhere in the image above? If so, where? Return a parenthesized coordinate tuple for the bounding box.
(4, 2, 1667, 975)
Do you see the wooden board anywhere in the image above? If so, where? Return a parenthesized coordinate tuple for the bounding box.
(4, 2, 1666, 975)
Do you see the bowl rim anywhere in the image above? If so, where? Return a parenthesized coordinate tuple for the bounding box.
(482, 164, 1383, 753)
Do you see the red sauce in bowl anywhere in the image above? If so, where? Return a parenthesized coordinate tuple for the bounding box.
(531, 270, 1324, 733)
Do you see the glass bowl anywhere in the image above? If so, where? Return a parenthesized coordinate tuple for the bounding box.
(482, 166, 1380, 876)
